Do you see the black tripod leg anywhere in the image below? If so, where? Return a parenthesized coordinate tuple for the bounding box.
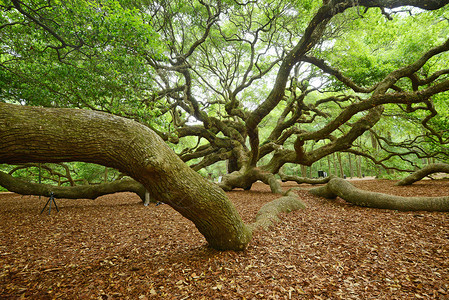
(40, 192, 59, 215)
(40, 197, 52, 214)
(52, 196, 59, 212)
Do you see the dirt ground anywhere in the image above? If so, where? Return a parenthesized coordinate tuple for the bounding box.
(1, 179, 448, 299)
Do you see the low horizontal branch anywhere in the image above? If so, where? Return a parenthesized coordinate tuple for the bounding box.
(309, 176, 449, 211)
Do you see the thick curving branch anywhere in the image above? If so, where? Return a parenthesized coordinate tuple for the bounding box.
(396, 163, 449, 186)
(0, 103, 251, 251)
(357, 0, 449, 10)
(309, 177, 449, 211)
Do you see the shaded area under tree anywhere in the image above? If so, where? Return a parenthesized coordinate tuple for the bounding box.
(1, 180, 448, 298)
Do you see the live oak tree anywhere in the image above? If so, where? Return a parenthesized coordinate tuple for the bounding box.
(3, 1, 449, 181)
(2, 0, 449, 249)
(148, 0, 449, 188)
(129, 0, 449, 193)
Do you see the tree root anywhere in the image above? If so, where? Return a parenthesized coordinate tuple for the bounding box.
(250, 190, 306, 231)
(309, 176, 449, 211)
(396, 163, 449, 186)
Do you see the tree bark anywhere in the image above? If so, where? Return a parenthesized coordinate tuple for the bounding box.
(250, 190, 306, 230)
(219, 166, 287, 195)
(348, 153, 354, 178)
(301, 165, 307, 177)
(396, 163, 449, 186)
(278, 171, 330, 185)
(332, 153, 338, 177)
(357, 155, 362, 178)
(309, 177, 449, 211)
(337, 152, 344, 177)
(0, 103, 251, 250)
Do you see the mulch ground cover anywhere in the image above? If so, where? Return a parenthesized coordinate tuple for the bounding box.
(0, 179, 448, 299)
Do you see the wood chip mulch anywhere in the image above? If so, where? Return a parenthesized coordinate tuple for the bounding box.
(0, 179, 448, 299)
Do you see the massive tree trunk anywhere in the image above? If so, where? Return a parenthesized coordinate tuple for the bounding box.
(309, 177, 449, 211)
(0, 170, 148, 202)
(396, 163, 449, 186)
(0, 103, 251, 250)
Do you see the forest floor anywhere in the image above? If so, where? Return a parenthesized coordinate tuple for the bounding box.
(0, 179, 448, 299)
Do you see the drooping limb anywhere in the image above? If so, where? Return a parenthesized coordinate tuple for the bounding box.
(0, 170, 148, 202)
(396, 163, 449, 186)
(278, 170, 331, 185)
(309, 177, 449, 211)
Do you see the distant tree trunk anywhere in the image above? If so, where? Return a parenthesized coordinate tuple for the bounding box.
(375, 165, 381, 178)
(333, 153, 338, 177)
(104, 167, 108, 183)
(327, 156, 332, 176)
(309, 177, 449, 211)
(357, 156, 362, 178)
(370, 130, 378, 151)
(301, 165, 307, 177)
(0, 103, 251, 251)
(348, 153, 354, 178)
(337, 152, 344, 177)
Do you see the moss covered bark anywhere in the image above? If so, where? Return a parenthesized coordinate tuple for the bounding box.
(396, 163, 449, 186)
(310, 177, 449, 211)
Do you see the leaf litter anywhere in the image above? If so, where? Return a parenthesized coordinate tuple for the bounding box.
(0, 179, 448, 299)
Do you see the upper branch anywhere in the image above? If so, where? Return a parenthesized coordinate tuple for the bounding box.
(10, 0, 84, 51)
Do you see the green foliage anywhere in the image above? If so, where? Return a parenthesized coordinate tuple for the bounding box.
(0, 162, 121, 190)
(323, 7, 449, 89)
(0, 0, 166, 127)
